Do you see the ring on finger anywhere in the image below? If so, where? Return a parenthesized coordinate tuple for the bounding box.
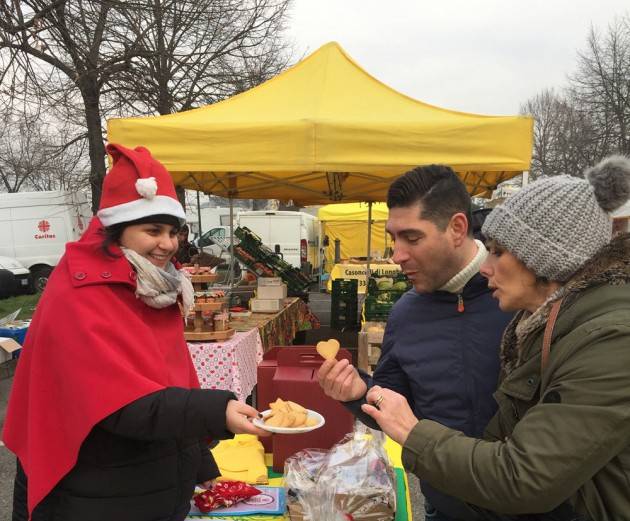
(374, 394, 385, 409)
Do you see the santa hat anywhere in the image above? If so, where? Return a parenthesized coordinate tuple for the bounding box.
(97, 144, 186, 227)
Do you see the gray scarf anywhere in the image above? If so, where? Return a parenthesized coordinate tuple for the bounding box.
(121, 247, 194, 313)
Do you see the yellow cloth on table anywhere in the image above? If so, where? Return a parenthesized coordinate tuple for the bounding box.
(211, 435, 268, 485)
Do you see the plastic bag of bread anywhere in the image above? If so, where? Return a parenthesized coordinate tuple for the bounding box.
(284, 423, 396, 521)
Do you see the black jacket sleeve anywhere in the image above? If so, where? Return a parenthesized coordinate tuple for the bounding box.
(342, 371, 380, 430)
(99, 387, 236, 441)
(197, 441, 221, 483)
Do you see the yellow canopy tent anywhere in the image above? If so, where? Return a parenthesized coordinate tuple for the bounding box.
(318, 203, 390, 269)
(107, 42, 533, 204)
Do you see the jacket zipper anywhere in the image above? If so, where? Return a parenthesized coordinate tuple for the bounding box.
(457, 293, 464, 313)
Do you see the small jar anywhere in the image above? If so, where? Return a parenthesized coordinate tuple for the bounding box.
(213, 313, 228, 331)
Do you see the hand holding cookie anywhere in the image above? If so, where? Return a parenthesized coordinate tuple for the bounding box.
(317, 357, 367, 402)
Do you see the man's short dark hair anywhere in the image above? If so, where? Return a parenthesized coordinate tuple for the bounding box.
(387, 164, 472, 234)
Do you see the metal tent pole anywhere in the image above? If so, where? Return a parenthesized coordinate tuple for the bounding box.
(227, 197, 235, 289)
(366, 201, 373, 289)
(196, 190, 203, 253)
(317, 219, 323, 292)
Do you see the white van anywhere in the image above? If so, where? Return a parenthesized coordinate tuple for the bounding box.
(237, 210, 320, 277)
(186, 206, 237, 238)
(0, 190, 92, 291)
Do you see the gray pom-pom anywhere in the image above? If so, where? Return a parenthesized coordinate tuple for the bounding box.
(585, 154, 630, 212)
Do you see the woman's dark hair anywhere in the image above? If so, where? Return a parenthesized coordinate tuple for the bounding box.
(100, 214, 182, 257)
(387, 164, 472, 234)
(485, 238, 550, 286)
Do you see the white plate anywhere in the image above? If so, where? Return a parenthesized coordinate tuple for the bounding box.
(253, 409, 325, 434)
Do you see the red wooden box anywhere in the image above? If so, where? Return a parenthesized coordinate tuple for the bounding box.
(256, 346, 355, 472)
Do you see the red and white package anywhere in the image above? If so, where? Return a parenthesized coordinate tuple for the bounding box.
(193, 481, 261, 513)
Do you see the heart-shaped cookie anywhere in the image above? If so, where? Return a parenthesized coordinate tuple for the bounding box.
(316, 339, 340, 360)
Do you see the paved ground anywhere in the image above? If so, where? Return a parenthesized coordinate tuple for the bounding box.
(1, 366, 16, 521)
(0, 289, 425, 520)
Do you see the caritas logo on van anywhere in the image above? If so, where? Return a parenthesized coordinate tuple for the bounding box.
(35, 220, 56, 239)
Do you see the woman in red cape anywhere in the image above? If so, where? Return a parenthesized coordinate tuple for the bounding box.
(3, 144, 267, 521)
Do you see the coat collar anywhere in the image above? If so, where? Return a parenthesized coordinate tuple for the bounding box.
(500, 233, 630, 373)
(65, 217, 138, 289)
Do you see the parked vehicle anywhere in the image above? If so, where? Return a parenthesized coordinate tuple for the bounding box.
(237, 211, 319, 278)
(194, 211, 320, 279)
(0, 190, 92, 291)
(0, 256, 30, 299)
(194, 225, 232, 258)
(186, 207, 238, 238)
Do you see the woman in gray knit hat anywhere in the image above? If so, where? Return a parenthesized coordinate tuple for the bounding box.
(360, 156, 630, 521)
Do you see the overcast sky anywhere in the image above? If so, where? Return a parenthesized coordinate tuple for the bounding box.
(286, 1, 629, 115)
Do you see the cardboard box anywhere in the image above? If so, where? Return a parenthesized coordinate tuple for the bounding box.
(256, 346, 355, 471)
(250, 298, 283, 313)
(362, 321, 386, 344)
(0, 337, 22, 364)
(257, 284, 287, 300)
(257, 277, 283, 287)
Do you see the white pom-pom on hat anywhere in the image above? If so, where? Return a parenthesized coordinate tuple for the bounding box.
(135, 177, 158, 200)
(585, 154, 630, 212)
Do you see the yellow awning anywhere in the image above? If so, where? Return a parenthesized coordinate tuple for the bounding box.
(108, 42, 533, 204)
(318, 202, 390, 269)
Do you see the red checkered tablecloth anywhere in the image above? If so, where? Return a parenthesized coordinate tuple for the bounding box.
(187, 327, 263, 401)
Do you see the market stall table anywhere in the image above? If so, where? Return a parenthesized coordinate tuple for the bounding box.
(187, 327, 263, 402)
(229, 297, 317, 353)
(327, 262, 402, 294)
(185, 436, 412, 521)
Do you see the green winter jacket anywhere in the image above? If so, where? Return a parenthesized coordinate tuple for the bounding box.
(402, 235, 630, 520)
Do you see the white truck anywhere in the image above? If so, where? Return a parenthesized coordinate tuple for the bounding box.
(196, 210, 320, 279)
(0, 190, 92, 291)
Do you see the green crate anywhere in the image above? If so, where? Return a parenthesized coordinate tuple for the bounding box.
(331, 306, 358, 329)
(364, 295, 396, 321)
(331, 300, 358, 318)
(332, 278, 359, 296)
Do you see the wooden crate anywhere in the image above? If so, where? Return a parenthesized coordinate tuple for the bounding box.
(357, 331, 382, 374)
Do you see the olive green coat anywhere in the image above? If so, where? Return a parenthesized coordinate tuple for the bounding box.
(402, 236, 630, 520)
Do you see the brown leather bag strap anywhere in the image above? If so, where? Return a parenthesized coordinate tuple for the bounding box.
(541, 298, 564, 373)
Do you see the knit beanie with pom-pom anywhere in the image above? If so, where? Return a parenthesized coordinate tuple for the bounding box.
(482, 155, 630, 282)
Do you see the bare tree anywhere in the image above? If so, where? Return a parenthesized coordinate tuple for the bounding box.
(570, 16, 630, 156)
(522, 15, 630, 180)
(0, 94, 88, 192)
(0, 1, 293, 206)
(0, 0, 150, 210)
(111, 0, 292, 116)
(109, 0, 292, 211)
(522, 88, 607, 180)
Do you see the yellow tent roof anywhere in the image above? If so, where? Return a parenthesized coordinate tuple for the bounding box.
(318, 202, 389, 222)
(107, 42, 533, 204)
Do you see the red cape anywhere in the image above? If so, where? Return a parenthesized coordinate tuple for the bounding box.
(2, 218, 199, 516)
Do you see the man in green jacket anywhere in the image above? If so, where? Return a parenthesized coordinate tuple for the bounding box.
(362, 156, 630, 521)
